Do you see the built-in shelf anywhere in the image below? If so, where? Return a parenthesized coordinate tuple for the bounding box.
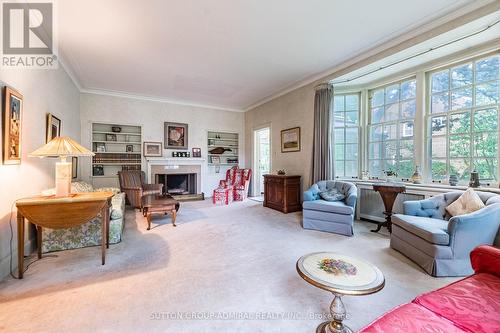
(93, 131, 141, 136)
(92, 141, 141, 144)
(92, 163, 142, 166)
(207, 131, 239, 170)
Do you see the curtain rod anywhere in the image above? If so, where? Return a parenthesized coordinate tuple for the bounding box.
(330, 18, 500, 85)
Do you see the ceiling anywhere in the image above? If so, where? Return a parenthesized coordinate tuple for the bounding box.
(58, 0, 489, 111)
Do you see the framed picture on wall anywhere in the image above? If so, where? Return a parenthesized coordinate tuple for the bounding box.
(46, 113, 61, 143)
(281, 127, 301, 153)
(143, 142, 163, 157)
(192, 147, 201, 157)
(164, 122, 188, 149)
(72, 157, 78, 179)
(3, 87, 23, 164)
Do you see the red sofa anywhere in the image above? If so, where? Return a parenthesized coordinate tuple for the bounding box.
(358, 245, 500, 333)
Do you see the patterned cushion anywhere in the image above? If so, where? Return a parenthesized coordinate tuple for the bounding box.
(319, 189, 345, 202)
(71, 181, 94, 193)
(414, 273, 500, 333)
(94, 187, 121, 195)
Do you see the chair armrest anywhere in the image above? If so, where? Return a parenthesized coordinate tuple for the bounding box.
(121, 186, 142, 191)
(448, 203, 500, 259)
(143, 183, 163, 192)
(470, 245, 500, 277)
(345, 186, 357, 208)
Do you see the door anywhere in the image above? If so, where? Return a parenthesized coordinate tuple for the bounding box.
(253, 127, 271, 196)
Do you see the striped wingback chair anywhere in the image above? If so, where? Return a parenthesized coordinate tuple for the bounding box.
(118, 170, 163, 209)
(233, 168, 252, 201)
(213, 167, 252, 204)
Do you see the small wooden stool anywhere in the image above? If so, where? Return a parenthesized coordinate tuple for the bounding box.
(141, 194, 180, 230)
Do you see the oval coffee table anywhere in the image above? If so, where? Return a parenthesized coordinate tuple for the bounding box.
(296, 252, 385, 333)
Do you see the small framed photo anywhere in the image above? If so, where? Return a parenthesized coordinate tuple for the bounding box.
(192, 147, 201, 157)
(96, 142, 106, 152)
(3, 87, 23, 164)
(72, 157, 78, 179)
(46, 113, 61, 143)
(164, 122, 188, 149)
(281, 127, 301, 153)
(126, 144, 134, 152)
(106, 133, 117, 141)
(143, 142, 162, 157)
(93, 165, 104, 176)
(211, 156, 220, 164)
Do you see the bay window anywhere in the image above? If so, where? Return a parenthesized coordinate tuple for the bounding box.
(333, 93, 360, 178)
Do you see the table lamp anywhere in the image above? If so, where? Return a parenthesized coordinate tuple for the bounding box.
(30, 136, 95, 197)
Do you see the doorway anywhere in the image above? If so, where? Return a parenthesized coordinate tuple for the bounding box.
(253, 126, 271, 198)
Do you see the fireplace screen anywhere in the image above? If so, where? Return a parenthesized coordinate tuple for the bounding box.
(156, 173, 196, 195)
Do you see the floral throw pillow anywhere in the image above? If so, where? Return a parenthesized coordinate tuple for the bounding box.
(319, 189, 345, 202)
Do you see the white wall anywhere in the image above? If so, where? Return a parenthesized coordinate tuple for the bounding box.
(80, 93, 245, 194)
(0, 66, 81, 279)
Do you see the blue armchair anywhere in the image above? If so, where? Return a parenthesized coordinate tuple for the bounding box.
(391, 191, 500, 277)
(302, 180, 357, 236)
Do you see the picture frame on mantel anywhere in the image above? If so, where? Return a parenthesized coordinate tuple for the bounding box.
(281, 127, 300, 153)
(164, 122, 188, 150)
(143, 142, 163, 157)
(3, 87, 23, 164)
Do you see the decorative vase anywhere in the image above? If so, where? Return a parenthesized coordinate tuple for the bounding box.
(449, 174, 458, 186)
(411, 166, 422, 184)
(469, 170, 480, 188)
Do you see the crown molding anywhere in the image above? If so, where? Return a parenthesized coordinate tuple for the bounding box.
(243, 0, 500, 112)
(79, 88, 244, 112)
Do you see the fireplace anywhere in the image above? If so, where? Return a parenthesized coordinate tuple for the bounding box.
(156, 173, 197, 195)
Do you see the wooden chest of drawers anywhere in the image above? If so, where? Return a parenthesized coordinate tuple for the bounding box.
(263, 174, 301, 213)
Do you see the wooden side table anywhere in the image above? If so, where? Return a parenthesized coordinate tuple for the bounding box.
(371, 183, 406, 233)
(141, 194, 180, 230)
(15, 192, 114, 279)
(263, 174, 301, 213)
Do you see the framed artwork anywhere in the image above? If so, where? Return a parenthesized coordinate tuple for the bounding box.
(72, 157, 78, 179)
(3, 87, 23, 164)
(126, 144, 134, 152)
(164, 122, 188, 149)
(92, 165, 104, 176)
(143, 141, 162, 157)
(192, 147, 201, 157)
(281, 127, 301, 153)
(46, 113, 61, 143)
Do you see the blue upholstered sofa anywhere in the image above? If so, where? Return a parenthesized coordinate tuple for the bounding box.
(391, 191, 500, 277)
(302, 180, 357, 236)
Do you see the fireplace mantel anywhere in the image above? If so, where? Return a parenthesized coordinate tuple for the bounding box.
(146, 157, 206, 194)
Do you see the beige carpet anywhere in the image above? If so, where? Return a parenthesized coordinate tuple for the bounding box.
(0, 200, 457, 332)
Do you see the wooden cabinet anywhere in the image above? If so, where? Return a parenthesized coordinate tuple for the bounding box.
(263, 175, 301, 213)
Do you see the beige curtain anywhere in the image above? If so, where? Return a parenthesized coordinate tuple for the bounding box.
(311, 83, 334, 183)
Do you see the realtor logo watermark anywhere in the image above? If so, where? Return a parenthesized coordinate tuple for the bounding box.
(1, 0, 58, 69)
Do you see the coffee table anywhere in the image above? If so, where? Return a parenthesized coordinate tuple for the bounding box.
(141, 194, 180, 230)
(296, 252, 385, 333)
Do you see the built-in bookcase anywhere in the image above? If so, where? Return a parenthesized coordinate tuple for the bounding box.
(207, 131, 239, 168)
(91, 122, 142, 187)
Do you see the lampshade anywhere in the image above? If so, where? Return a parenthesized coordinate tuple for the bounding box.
(30, 136, 94, 158)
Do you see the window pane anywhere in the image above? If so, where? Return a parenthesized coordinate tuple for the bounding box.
(333, 112, 345, 127)
(474, 159, 497, 181)
(449, 112, 470, 134)
(400, 121, 414, 138)
(431, 137, 447, 158)
(345, 94, 359, 111)
(334, 128, 345, 144)
(398, 160, 414, 178)
(383, 124, 397, 140)
(345, 161, 358, 177)
(371, 89, 384, 107)
(345, 144, 358, 160)
(335, 144, 344, 160)
(475, 56, 500, 82)
(335, 159, 344, 177)
(431, 70, 449, 93)
(385, 160, 397, 173)
(451, 87, 472, 110)
(431, 92, 449, 113)
(449, 159, 470, 183)
(475, 81, 499, 106)
(431, 160, 447, 180)
(345, 128, 358, 143)
(369, 142, 382, 159)
(385, 84, 399, 104)
(474, 108, 498, 132)
(451, 63, 473, 88)
(371, 107, 384, 123)
(399, 140, 414, 159)
(369, 160, 382, 176)
(431, 116, 447, 136)
(385, 103, 399, 121)
(334, 95, 345, 112)
(370, 125, 383, 141)
(384, 141, 397, 159)
(401, 80, 416, 100)
(473, 132, 497, 157)
(401, 99, 416, 119)
(345, 111, 358, 125)
(449, 135, 470, 157)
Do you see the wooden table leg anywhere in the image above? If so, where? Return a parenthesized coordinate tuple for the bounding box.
(105, 199, 110, 249)
(17, 213, 25, 279)
(36, 226, 42, 259)
(171, 209, 177, 227)
(101, 205, 106, 265)
(146, 210, 152, 230)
